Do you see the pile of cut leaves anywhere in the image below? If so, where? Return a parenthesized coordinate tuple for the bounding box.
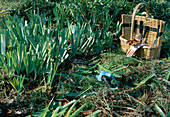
(1, 52, 169, 117)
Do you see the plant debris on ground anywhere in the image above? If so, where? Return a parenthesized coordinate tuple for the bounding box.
(0, 0, 169, 117)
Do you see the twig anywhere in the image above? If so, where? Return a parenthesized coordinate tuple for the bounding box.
(76, 86, 92, 98)
(101, 91, 121, 117)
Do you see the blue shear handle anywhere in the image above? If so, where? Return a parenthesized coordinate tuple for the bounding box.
(96, 71, 119, 87)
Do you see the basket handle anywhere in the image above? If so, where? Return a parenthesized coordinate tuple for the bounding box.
(130, 3, 149, 40)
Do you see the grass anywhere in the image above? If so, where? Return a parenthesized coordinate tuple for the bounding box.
(0, 0, 169, 117)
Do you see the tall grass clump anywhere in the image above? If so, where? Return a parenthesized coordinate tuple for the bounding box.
(0, 14, 70, 86)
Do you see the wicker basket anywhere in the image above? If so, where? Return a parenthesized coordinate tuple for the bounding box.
(119, 3, 165, 59)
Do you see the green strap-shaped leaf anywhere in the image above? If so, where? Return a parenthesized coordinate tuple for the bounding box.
(60, 100, 76, 110)
(155, 103, 166, 117)
(65, 102, 77, 117)
(32, 98, 53, 117)
(85, 110, 102, 117)
(97, 64, 122, 77)
(135, 73, 155, 88)
(0, 34, 6, 55)
(70, 103, 87, 117)
(28, 36, 37, 50)
(53, 107, 68, 117)
(165, 69, 170, 80)
(51, 107, 60, 117)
